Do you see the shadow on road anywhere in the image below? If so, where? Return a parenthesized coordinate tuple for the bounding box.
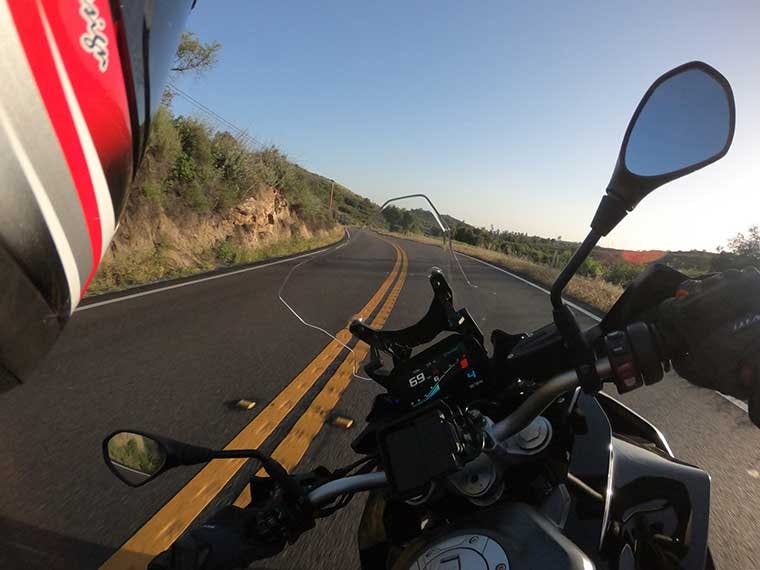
(0, 515, 117, 569)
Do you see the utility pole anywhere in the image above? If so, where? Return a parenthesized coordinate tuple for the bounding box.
(329, 179, 335, 211)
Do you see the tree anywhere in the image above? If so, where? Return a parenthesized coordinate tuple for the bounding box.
(578, 256, 605, 279)
(382, 206, 403, 231)
(725, 225, 760, 262)
(162, 32, 222, 105)
(453, 224, 480, 246)
(401, 210, 415, 232)
(712, 225, 760, 271)
(605, 262, 644, 285)
(172, 32, 222, 74)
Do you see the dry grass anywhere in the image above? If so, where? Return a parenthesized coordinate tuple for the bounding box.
(89, 227, 345, 295)
(381, 231, 623, 313)
(216, 226, 345, 266)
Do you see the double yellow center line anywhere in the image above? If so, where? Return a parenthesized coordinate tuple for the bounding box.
(234, 243, 408, 506)
(103, 239, 407, 569)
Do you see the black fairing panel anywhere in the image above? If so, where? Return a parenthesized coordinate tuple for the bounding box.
(597, 391, 674, 457)
(0, 243, 63, 387)
(602, 437, 710, 570)
(569, 394, 710, 570)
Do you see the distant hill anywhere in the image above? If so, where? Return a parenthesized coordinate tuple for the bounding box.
(379, 203, 732, 283)
(407, 208, 463, 235)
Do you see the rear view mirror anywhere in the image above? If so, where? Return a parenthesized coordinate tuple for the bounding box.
(624, 66, 733, 178)
(102, 429, 285, 488)
(592, 61, 735, 236)
(103, 431, 168, 487)
(554, 61, 735, 316)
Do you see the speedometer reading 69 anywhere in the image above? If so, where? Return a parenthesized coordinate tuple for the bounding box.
(388, 334, 485, 409)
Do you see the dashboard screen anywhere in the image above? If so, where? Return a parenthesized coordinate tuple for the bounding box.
(385, 334, 486, 408)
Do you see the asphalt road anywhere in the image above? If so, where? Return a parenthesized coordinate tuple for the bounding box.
(1, 230, 760, 569)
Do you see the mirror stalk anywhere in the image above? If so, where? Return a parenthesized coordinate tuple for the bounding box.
(172, 446, 290, 481)
(590, 192, 629, 237)
(168, 442, 215, 466)
(215, 449, 298, 496)
(550, 229, 602, 393)
(550, 229, 601, 311)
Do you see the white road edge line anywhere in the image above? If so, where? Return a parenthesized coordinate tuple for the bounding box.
(77, 230, 351, 312)
(457, 251, 749, 414)
(456, 252, 602, 321)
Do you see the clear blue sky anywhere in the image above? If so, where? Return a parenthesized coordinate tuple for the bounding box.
(174, 1, 760, 251)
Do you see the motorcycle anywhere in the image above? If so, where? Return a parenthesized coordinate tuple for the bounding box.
(103, 61, 735, 569)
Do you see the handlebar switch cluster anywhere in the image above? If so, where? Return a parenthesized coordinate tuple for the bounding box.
(605, 330, 643, 394)
(604, 322, 665, 394)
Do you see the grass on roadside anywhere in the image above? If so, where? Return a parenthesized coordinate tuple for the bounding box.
(88, 227, 345, 296)
(380, 230, 623, 312)
(214, 227, 345, 266)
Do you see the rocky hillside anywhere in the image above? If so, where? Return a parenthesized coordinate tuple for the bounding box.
(91, 187, 335, 293)
(89, 108, 371, 293)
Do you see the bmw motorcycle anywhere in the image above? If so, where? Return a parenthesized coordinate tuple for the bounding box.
(103, 61, 735, 569)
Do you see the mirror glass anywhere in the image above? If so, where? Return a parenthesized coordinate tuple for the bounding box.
(105, 431, 167, 486)
(624, 68, 731, 176)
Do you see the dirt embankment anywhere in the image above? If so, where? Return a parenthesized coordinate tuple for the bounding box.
(90, 186, 335, 293)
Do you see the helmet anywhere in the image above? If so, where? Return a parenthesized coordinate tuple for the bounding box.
(0, 0, 194, 385)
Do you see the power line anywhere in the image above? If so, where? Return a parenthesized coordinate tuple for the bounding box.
(167, 81, 243, 135)
(166, 81, 261, 148)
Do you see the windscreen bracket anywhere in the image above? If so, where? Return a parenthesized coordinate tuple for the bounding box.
(350, 269, 484, 384)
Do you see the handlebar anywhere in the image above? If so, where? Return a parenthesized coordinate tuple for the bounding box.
(152, 324, 663, 569)
(307, 472, 388, 505)
(491, 357, 612, 441)
(304, 318, 666, 508)
(306, 356, 616, 506)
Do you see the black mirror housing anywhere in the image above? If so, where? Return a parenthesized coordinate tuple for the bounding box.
(593, 61, 735, 236)
(103, 430, 215, 487)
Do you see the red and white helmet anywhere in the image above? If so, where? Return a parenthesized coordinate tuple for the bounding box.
(0, 1, 193, 384)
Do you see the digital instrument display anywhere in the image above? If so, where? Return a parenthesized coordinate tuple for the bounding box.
(384, 334, 487, 408)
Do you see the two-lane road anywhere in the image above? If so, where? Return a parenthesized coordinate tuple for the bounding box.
(1, 230, 759, 569)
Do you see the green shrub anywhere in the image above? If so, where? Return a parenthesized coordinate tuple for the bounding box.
(604, 262, 643, 285)
(215, 240, 238, 265)
(142, 181, 163, 203)
(579, 256, 604, 278)
(126, 106, 372, 226)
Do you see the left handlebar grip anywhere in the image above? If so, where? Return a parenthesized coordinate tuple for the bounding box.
(148, 534, 209, 570)
(148, 505, 281, 570)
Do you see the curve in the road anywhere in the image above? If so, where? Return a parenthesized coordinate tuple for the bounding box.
(79, 234, 349, 312)
(233, 245, 409, 507)
(101, 240, 405, 570)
